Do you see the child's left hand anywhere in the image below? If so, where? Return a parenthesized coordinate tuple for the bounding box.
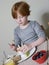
(17, 45, 31, 53)
(22, 45, 30, 53)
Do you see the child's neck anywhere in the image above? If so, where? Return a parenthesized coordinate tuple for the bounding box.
(20, 22, 29, 29)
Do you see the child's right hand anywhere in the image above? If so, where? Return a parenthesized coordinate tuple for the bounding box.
(9, 43, 15, 50)
(9, 41, 17, 51)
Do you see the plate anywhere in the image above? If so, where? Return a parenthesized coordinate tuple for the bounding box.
(17, 47, 36, 63)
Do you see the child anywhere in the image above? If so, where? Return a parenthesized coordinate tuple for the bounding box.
(10, 1, 46, 53)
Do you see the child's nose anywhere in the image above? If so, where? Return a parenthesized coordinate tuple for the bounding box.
(18, 18, 22, 22)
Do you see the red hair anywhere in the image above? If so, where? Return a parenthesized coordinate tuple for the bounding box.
(11, 1, 30, 19)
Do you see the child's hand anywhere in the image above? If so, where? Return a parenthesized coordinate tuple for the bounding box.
(22, 45, 30, 53)
(9, 43, 15, 49)
(17, 45, 30, 53)
(8, 41, 17, 51)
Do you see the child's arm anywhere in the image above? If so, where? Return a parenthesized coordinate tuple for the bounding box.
(27, 21, 46, 50)
(27, 37, 46, 49)
(21, 37, 46, 53)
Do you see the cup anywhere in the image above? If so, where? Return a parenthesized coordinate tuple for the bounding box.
(4, 59, 15, 65)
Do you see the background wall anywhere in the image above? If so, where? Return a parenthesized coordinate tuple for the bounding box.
(0, 0, 49, 64)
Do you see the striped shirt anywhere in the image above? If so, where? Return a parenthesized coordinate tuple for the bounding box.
(14, 21, 46, 47)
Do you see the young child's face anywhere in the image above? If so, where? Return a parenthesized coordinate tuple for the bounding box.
(16, 12, 28, 26)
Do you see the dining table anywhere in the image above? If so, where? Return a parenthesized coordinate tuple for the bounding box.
(18, 39, 49, 65)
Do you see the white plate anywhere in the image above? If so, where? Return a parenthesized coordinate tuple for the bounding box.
(17, 47, 36, 63)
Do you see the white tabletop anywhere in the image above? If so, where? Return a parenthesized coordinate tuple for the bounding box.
(18, 40, 49, 65)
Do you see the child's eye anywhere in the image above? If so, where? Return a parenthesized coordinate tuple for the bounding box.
(20, 16, 23, 18)
(17, 16, 23, 19)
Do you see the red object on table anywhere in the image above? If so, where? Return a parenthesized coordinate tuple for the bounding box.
(32, 50, 47, 64)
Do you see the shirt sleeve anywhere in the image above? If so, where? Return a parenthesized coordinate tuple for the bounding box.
(34, 21, 46, 38)
(14, 28, 21, 47)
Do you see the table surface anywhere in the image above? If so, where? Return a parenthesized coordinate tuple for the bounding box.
(18, 40, 49, 65)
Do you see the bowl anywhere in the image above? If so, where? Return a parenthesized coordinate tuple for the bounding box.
(32, 50, 47, 64)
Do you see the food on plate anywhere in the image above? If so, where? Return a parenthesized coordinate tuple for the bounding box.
(12, 55, 21, 62)
(25, 51, 30, 57)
